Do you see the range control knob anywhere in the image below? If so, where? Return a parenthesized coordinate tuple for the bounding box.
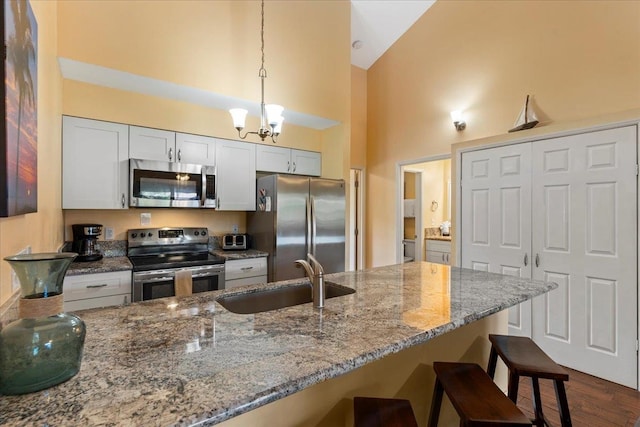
(131, 233, 138, 238)
(194, 231, 200, 236)
(147, 232, 153, 237)
(201, 230, 207, 236)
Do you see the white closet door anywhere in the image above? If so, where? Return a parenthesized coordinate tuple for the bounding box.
(531, 126, 638, 388)
(461, 143, 533, 336)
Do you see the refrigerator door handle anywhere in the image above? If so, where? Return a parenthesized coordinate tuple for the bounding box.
(310, 195, 317, 256)
(306, 196, 312, 255)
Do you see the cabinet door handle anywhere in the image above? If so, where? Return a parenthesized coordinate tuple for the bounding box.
(535, 253, 540, 267)
(240, 266, 254, 271)
(524, 253, 528, 266)
(287, 161, 291, 172)
(177, 149, 182, 162)
(168, 147, 173, 161)
(86, 284, 108, 289)
(121, 193, 126, 208)
(293, 162, 297, 172)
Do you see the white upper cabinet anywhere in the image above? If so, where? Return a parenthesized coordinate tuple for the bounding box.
(256, 145, 321, 176)
(291, 149, 321, 176)
(129, 126, 176, 162)
(216, 139, 256, 211)
(130, 127, 216, 166)
(256, 145, 290, 173)
(176, 133, 216, 166)
(62, 116, 129, 209)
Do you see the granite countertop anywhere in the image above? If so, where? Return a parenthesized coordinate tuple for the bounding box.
(64, 249, 267, 276)
(210, 248, 268, 260)
(66, 256, 133, 276)
(426, 236, 451, 241)
(0, 262, 556, 426)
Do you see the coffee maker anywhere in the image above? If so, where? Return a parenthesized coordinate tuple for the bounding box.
(72, 224, 103, 262)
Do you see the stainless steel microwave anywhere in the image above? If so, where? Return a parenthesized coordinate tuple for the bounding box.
(129, 159, 216, 208)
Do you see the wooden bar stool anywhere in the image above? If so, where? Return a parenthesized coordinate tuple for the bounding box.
(353, 397, 418, 427)
(428, 362, 531, 426)
(487, 334, 572, 427)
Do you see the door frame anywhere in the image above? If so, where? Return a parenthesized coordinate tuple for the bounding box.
(349, 168, 365, 271)
(454, 118, 640, 391)
(396, 154, 451, 265)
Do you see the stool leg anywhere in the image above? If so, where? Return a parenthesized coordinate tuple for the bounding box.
(507, 371, 520, 403)
(554, 380, 572, 427)
(428, 378, 444, 427)
(487, 346, 498, 379)
(531, 377, 545, 426)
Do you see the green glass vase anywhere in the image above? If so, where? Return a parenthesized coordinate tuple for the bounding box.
(0, 253, 86, 395)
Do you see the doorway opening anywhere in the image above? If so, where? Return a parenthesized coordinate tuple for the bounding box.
(396, 156, 451, 264)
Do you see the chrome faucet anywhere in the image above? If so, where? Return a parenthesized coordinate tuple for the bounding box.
(295, 254, 326, 308)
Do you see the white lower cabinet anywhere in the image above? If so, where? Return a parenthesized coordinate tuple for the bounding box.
(426, 240, 451, 265)
(63, 270, 131, 312)
(224, 258, 268, 289)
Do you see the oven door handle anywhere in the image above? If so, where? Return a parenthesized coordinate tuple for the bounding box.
(191, 271, 221, 279)
(134, 275, 174, 283)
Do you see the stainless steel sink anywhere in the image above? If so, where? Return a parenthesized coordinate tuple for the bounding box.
(216, 281, 355, 314)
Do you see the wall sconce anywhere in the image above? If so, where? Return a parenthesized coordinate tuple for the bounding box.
(450, 110, 466, 131)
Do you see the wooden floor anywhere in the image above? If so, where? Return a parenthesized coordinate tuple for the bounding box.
(516, 367, 640, 426)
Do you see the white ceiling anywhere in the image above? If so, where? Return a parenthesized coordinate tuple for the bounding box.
(351, 0, 436, 70)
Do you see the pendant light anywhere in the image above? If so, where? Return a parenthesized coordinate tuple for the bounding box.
(229, 0, 283, 143)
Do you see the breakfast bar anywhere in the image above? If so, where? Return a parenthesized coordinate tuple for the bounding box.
(0, 262, 556, 426)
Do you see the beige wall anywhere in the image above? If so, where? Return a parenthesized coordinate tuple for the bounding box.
(350, 66, 367, 169)
(218, 311, 508, 427)
(0, 1, 64, 306)
(63, 210, 247, 243)
(56, 0, 351, 250)
(366, 0, 640, 268)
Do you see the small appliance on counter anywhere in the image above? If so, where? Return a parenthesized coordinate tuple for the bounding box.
(72, 224, 103, 262)
(222, 234, 248, 251)
(439, 221, 451, 236)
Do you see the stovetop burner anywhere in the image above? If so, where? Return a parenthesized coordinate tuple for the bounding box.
(127, 227, 225, 271)
(129, 252, 225, 272)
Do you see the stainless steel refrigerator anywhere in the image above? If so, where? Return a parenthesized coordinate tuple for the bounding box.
(248, 174, 345, 282)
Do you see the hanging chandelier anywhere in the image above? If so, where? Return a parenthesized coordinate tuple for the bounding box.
(229, 0, 284, 144)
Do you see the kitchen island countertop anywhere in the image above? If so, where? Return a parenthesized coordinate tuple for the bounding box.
(0, 262, 556, 426)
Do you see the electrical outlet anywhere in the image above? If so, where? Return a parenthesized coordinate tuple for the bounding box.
(11, 246, 31, 292)
(140, 213, 151, 226)
(232, 224, 239, 234)
(104, 227, 114, 240)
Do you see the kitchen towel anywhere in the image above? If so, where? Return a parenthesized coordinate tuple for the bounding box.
(174, 269, 193, 297)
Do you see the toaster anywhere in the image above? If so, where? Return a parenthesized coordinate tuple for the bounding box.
(222, 234, 248, 250)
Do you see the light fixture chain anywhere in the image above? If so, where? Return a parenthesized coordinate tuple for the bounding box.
(259, 0, 266, 77)
(230, 0, 281, 144)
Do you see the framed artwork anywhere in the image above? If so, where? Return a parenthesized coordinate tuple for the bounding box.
(1, 0, 38, 217)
